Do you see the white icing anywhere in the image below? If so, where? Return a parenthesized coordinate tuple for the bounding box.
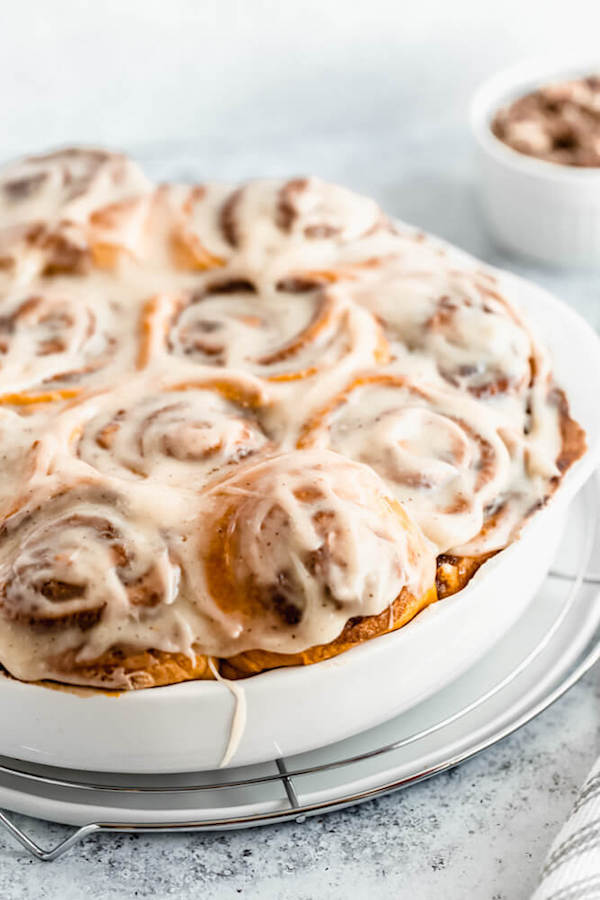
(208, 658, 247, 768)
(62, 371, 273, 486)
(184, 450, 436, 656)
(0, 149, 581, 688)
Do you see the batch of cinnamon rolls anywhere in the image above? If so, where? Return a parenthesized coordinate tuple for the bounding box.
(0, 148, 585, 690)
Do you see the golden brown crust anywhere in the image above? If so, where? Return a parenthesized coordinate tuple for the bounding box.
(435, 554, 492, 600)
(219, 549, 497, 681)
(220, 584, 438, 679)
(48, 646, 215, 690)
(2, 555, 476, 689)
(552, 386, 587, 474)
(32, 583, 436, 689)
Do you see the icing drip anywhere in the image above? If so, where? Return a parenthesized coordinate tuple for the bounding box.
(208, 658, 247, 768)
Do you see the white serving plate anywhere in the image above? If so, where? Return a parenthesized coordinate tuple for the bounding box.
(1, 254, 600, 774)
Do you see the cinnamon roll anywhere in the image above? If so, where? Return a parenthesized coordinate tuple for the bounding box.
(147, 183, 232, 273)
(0, 452, 437, 687)
(0, 148, 151, 283)
(61, 372, 274, 486)
(298, 372, 581, 556)
(0, 149, 587, 691)
(0, 482, 213, 689)
(191, 450, 437, 673)
(0, 287, 119, 401)
(139, 278, 388, 381)
(348, 252, 538, 400)
(89, 183, 232, 274)
(149, 177, 399, 285)
(218, 177, 387, 251)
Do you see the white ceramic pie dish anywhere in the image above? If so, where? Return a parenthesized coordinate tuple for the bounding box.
(1, 252, 599, 774)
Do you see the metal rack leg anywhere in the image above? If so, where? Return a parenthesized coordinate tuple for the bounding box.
(275, 758, 306, 823)
(0, 809, 99, 861)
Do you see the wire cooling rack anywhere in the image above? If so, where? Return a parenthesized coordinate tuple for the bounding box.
(1, 479, 599, 862)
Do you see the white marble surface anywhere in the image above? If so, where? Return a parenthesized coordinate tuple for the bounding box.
(1, 2, 600, 896)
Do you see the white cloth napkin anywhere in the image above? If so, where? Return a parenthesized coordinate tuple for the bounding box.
(532, 756, 600, 900)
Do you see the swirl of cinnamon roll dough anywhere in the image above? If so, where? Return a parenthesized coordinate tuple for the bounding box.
(143, 183, 233, 273)
(61, 372, 274, 486)
(0, 148, 151, 282)
(149, 177, 398, 285)
(138, 277, 388, 381)
(191, 449, 436, 662)
(219, 177, 386, 249)
(0, 286, 120, 402)
(297, 373, 531, 554)
(350, 255, 537, 399)
(0, 483, 213, 688)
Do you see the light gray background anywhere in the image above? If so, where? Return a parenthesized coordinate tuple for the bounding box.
(1, 1, 600, 897)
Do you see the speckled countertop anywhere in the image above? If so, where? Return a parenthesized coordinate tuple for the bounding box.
(1, 113, 600, 900)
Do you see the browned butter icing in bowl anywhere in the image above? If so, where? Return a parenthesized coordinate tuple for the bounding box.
(491, 74, 600, 168)
(471, 60, 600, 265)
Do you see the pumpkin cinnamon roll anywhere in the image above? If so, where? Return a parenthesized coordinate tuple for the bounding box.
(218, 177, 387, 251)
(349, 256, 538, 400)
(139, 278, 388, 382)
(190, 450, 437, 675)
(0, 482, 213, 689)
(87, 183, 234, 274)
(0, 285, 122, 403)
(298, 372, 582, 557)
(0, 148, 151, 283)
(60, 372, 274, 487)
(144, 183, 233, 273)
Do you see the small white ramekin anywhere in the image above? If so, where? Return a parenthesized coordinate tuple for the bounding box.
(470, 58, 600, 267)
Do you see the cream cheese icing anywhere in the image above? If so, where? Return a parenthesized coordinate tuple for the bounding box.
(0, 149, 584, 688)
